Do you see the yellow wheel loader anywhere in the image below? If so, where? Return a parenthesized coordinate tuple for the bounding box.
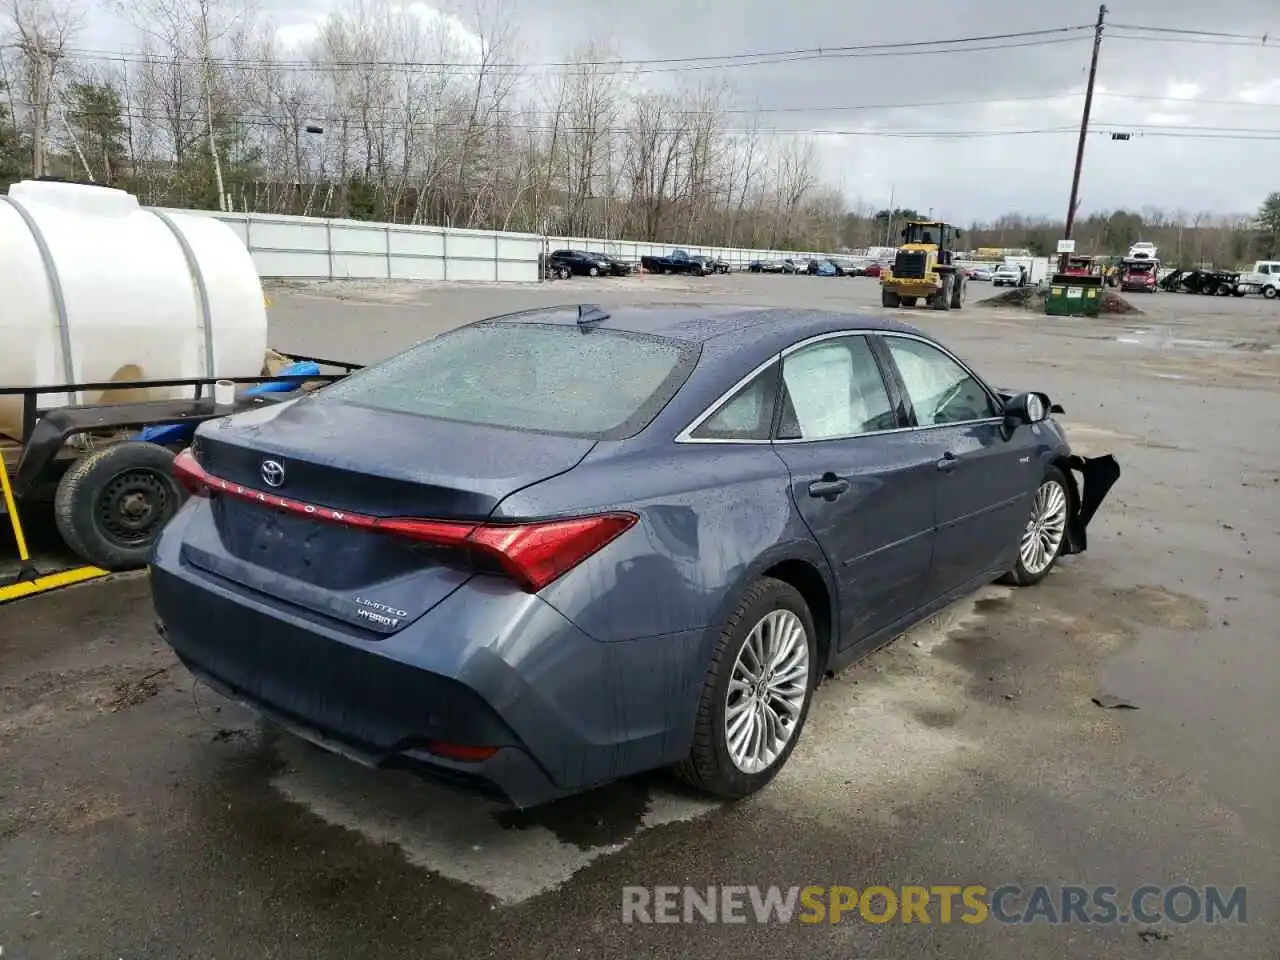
(880, 220, 968, 311)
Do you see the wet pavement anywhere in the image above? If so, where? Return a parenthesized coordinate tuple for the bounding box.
(2, 275, 1279, 958)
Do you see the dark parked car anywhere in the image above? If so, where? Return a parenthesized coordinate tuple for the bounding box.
(748, 259, 784, 273)
(806, 259, 839, 277)
(153, 305, 1119, 809)
(640, 249, 707, 275)
(547, 249, 622, 278)
(588, 253, 632, 276)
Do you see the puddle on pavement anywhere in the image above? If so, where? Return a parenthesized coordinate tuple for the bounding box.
(265, 733, 718, 905)
(935, 574, 1208, 702)
(1116, 328, 1280, 353)
(203, 573, 1211, 908)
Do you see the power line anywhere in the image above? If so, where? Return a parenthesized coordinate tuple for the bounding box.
(42, 23, 1090, 68)
(1108, 23, 1273, 42)
(1107, 31, 1277, 49)
(93, 108, 1085, 137)
(1095, 90, 1280, 109)
(27, 35, 1092, 78)
(44, 88, 1280, 128)
(65, 104, 1280, 141)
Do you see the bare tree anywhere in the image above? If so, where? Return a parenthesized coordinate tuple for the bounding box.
(549, 40, 621, 235)
(7, 0, 82, 177)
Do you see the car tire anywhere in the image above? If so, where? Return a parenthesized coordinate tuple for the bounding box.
(997, 465, 1072, 587)
(589, 266, 599, 277)
(1263, 286, 1278, 300)
(54, 441, 187, 571)
(674, 577, 817, 800)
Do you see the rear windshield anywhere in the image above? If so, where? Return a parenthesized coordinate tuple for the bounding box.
(321, 321, 698, 439)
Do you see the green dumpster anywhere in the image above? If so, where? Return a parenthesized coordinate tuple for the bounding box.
(1045, 274, 1103, 317)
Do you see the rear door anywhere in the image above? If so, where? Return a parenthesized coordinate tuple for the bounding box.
(876, 333, 1033, 596)
(769, 333, 938, 649)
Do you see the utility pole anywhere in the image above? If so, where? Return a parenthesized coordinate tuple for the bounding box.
(883, 183, 895, 246)
(1060, 3, 1107, 272)
(31, 43, 49, 178)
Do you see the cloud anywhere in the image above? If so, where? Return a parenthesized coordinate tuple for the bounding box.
(76, 0, 1280, 221)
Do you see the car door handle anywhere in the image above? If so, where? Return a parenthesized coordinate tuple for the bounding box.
(936, 452, 958, 473)
(808, 476, 851, 499)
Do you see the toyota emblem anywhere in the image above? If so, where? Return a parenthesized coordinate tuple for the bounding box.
(261, 459, 286, 488)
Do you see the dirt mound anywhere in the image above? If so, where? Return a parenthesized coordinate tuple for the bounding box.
(1099, 292, 1143, 314)
(983, 287, 1043, 309)
(979, 286, 1143, 315)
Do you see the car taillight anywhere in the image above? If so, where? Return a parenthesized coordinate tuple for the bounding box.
(173, 447, 209, 497)
(377, 513, 637, 592)
(168, 448, 637, 592)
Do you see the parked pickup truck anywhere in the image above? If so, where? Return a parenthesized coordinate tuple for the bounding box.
(640, 249, 707, 276)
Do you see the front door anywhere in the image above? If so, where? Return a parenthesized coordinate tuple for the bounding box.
(769, 334, 937, 649)
(877, 334, 1033, 596)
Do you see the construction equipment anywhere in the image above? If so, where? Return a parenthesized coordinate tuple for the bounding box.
(1061, 255, 1104, 278)
(880, 220, 967, 311)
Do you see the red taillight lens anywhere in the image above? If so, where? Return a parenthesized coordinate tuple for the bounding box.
(382, 513, 638, 593)
(171, 452, 637, 593)
(173, 448, 209, 497)
(425, 741, 500, 763)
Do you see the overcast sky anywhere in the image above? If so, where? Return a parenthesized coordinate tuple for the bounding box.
(84, 0, 1280, 223)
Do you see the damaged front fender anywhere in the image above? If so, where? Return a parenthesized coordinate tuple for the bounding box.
(1061, 454, 1121, 556)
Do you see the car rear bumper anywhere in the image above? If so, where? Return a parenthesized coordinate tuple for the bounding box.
(159, 625, 557, 805)
(149, 512, 705, 808)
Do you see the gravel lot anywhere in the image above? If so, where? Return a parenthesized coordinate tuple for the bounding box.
(2, 273, 1279, 959)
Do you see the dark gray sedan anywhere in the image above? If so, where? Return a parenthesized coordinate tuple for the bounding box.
(151, 305, 1119, 808)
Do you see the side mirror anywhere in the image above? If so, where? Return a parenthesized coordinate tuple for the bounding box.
(1003, 391, 1051, 426)
(955, 229, 963, 238)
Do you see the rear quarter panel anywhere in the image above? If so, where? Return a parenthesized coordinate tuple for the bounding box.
(491, 444, 832, 646)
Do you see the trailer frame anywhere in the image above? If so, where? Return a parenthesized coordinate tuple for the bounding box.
(2, 351, 362, 596)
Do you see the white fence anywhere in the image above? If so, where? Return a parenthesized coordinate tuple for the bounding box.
(164, 208, 842, 283)
(176, 210, 544, 282)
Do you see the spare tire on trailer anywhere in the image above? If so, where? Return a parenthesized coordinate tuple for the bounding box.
(54, 441, 187, 571)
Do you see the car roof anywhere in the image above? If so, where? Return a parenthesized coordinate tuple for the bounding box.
(486, 302, 927, 349)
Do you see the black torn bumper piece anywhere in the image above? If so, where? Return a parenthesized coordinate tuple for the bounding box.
(1063, 454, 1121, 556)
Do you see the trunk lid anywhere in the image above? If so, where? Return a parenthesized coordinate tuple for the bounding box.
(181, 395, 595, 632)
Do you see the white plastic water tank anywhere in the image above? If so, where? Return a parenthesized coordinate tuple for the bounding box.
(0, 179, 268, 440)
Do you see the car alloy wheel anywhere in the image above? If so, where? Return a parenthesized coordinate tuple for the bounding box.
(1020, 478, 1068, 576)
(674, 577, 817, 799)
(724, 609, 811, 774)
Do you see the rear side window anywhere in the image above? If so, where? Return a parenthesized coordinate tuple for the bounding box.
(690, 364, 779, 441)
(323, 322, 698, 439)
